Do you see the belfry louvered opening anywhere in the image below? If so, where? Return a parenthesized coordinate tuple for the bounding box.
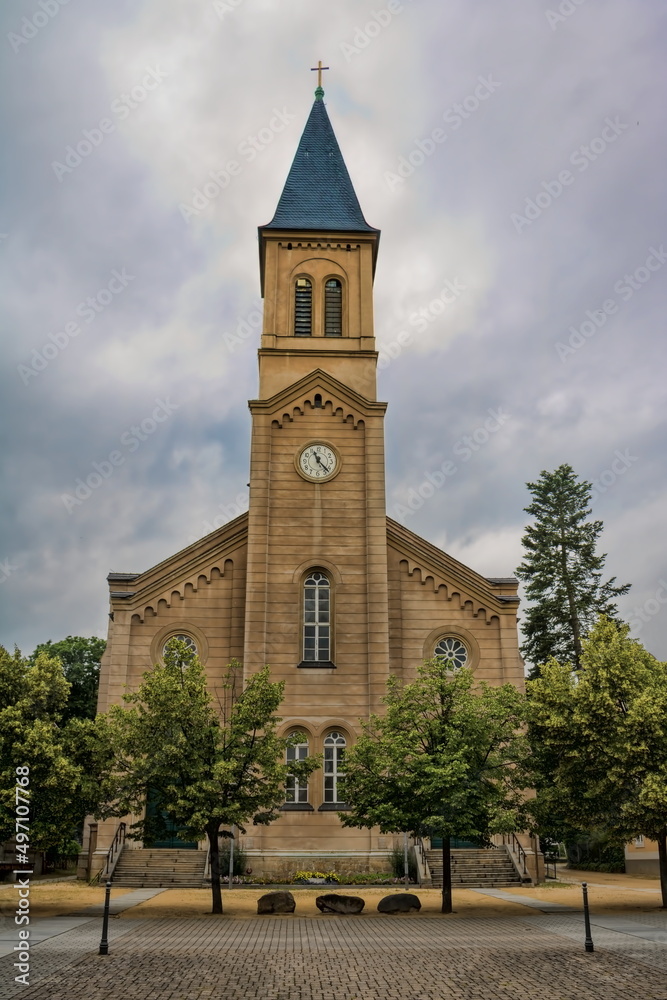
(294, 278, 312, 336)
(324, 278, 342, 336)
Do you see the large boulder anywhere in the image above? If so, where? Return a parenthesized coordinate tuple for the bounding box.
(257, 891, 296, 914)
(315, 893, 365, 914)
(377, 893, 422, 914)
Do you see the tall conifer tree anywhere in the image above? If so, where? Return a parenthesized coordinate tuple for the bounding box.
(516, 464, 629, 675)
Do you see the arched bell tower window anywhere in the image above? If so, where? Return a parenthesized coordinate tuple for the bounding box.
(294, 278, 312, 336)
(302, 571, 330, 663)
(324, 279, 342, 336)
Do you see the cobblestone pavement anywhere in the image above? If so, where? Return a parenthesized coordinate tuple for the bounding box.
(2, 914, 667, 1000)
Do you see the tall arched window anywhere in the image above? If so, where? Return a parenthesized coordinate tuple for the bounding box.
(324, 279, 342, 336)
(303, 571, 330, 662)
(294, 278, 312, 336)
(324, 731, 346, 802)
(286, 734, 309, 804)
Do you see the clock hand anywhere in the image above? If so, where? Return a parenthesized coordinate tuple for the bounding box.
(314, 453, 330, 472)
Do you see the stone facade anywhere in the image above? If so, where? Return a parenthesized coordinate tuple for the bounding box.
(84, 90, 524, 879)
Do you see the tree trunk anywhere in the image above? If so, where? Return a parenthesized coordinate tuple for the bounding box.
(441, 838, 452, 914)
(559, 523, 582, 669)
(657, 826, 667, 909)
(207, 825, 223, 914)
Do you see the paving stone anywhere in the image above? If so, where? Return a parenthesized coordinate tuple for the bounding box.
(1, 913, 666, 999)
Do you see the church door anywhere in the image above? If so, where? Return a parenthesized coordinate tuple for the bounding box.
(144, 788, 197, 849)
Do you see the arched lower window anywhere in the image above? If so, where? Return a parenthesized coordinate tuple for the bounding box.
(324, 731, 346, 802)
(324, 279, 342, 336)
(303, 571, 330, 662)
(286, 735, 309, 803)
(434, 636, 468, 669)
(294, 278, 312, 336)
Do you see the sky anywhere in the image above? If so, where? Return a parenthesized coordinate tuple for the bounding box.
(1, 0, 665, 662)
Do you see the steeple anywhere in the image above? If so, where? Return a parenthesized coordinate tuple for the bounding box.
(262, 95, 378, 235)
(256, 80, 381, 402)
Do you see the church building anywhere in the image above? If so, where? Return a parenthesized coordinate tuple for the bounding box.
(89, 76, 525, 879)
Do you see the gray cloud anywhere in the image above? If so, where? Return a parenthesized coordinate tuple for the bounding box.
(1, 0, 665, 660)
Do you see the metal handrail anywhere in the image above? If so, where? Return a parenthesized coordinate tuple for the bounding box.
(544, 856, 558, 879)
(100, 822, 127, 880)
(413, 835, 427, 869)
(412, 835, 430, 886)
(498, 831, 529, 877)
(511, 832, 528, 876)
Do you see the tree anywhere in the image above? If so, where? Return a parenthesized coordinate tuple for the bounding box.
(340, 659, 530, 913)
(0, 646, 102, 854)
(97, 640, 318, 913)
(29, 636, 106, 721)
(527, 617, 667, 906)
(516, 464, 629, 675)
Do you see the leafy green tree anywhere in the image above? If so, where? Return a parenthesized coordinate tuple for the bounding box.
(516, 464, 629, 675)
(29, 636, 106, 721)
(0, 646, 102, 854)
(340, 659, 530, 913)
(97, 640, 318, 913)
(527, 617, 667, 905)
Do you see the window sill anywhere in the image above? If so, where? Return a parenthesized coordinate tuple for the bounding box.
(318, 802, 351, 812)
(297, 660, 336, 669)
(280, 803, 314, 812)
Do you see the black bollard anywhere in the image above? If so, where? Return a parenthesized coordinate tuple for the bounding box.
(582, 881, 594, 953)
(99, 880, 112, 955)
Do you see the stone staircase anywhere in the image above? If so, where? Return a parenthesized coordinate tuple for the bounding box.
(426, 848, 524, 888)
(111, 848, 207, 888)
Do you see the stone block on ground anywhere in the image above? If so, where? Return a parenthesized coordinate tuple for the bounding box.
(377, 893, 421, 914)
(257, 890, 296, 914)
(315, 892, 365, 914)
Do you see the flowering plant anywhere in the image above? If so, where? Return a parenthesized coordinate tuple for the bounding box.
(293, 870, 341, 883)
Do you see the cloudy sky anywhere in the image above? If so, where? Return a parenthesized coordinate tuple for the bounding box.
(1, 0, 665, 662)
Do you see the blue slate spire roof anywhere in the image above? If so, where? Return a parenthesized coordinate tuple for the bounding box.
(262, 92, 378, 234)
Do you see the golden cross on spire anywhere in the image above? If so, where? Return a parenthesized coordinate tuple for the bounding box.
(310, 60, 330, 89)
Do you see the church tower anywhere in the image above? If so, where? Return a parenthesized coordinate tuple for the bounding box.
(90, 74, 524, 880)
(244, 80, 390, 702)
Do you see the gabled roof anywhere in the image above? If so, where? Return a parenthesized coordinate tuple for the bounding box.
(261, 94, 378, 234)
(386, 517, 520, 617)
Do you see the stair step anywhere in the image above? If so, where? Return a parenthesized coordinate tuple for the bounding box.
(111, 848, 208, 888)
(424, 848, 524, 888)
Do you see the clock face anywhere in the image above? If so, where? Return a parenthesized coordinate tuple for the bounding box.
(298, 443, 338, 481)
